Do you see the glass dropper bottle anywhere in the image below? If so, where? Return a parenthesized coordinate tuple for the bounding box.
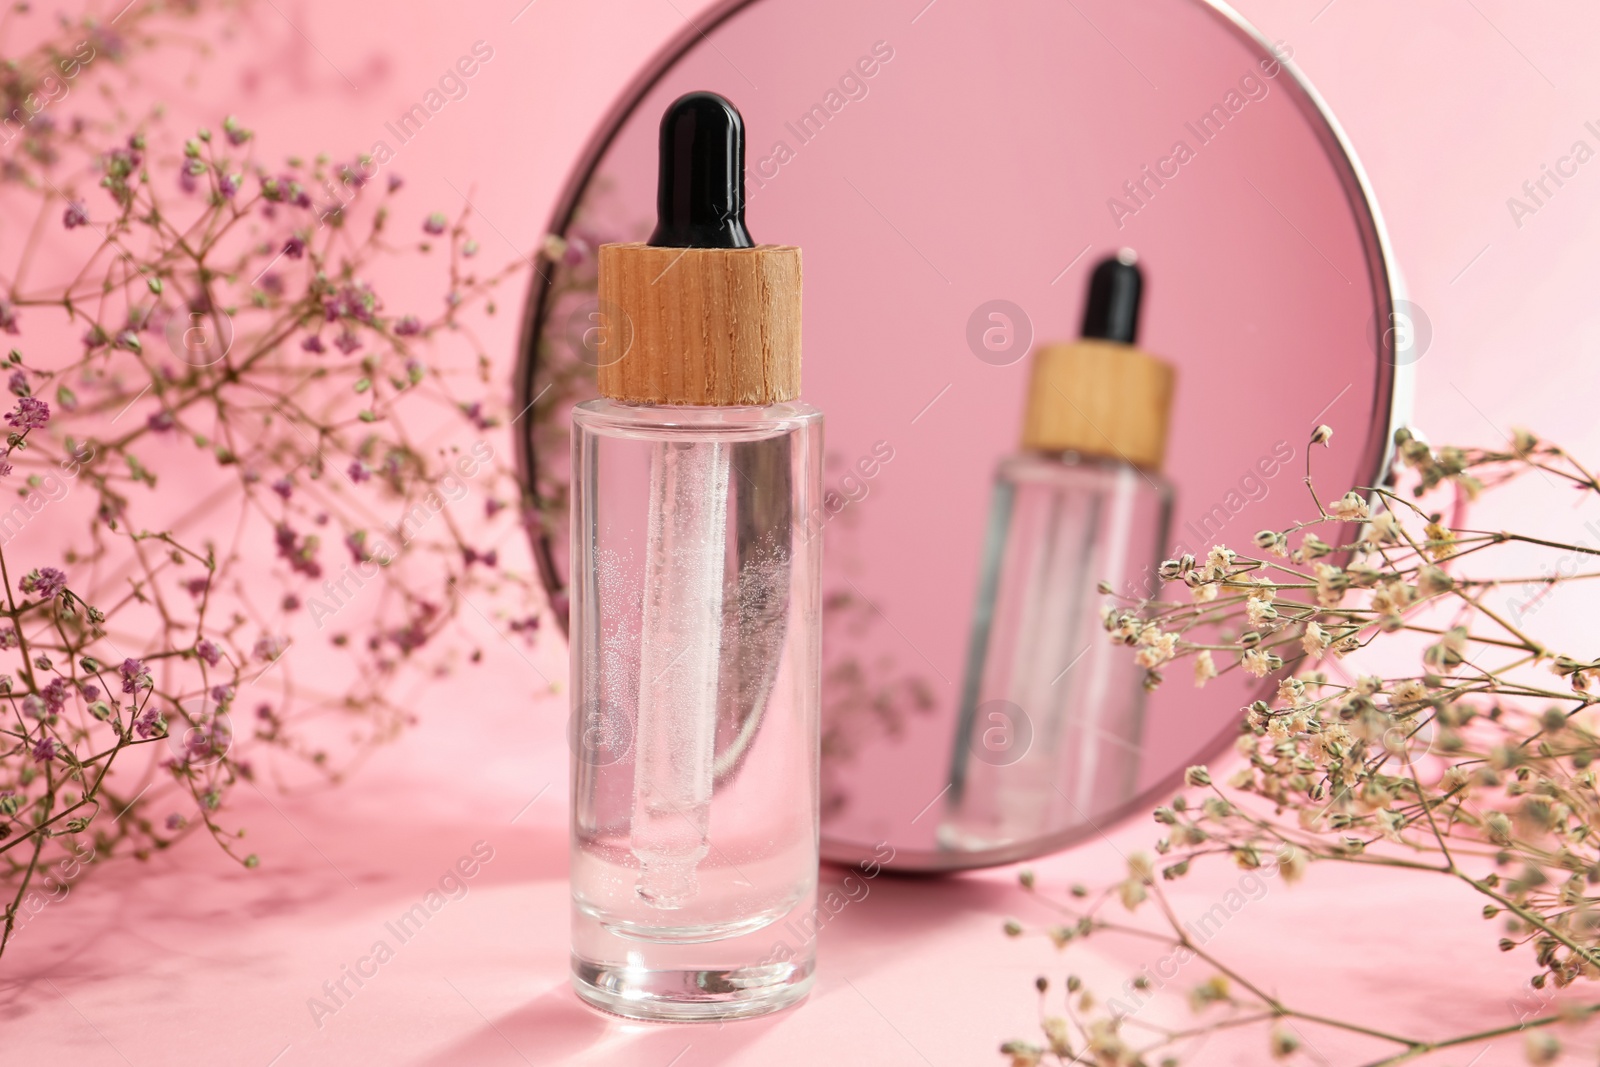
(567, 91, 823, 1021)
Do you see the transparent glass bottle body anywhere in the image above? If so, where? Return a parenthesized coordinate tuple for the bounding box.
(940, 451, 1172, 853)
(569, 398, 823, 1020)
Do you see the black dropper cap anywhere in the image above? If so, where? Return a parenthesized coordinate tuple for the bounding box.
(647, 91, 754, 249)
(1080, 249, 1143, 345)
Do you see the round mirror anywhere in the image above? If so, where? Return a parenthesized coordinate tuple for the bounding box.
(514, 0, 1404, 871)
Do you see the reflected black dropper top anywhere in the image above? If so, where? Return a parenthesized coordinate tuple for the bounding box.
(1080, 250, 1143, 345)
(648, 91, 754, 249)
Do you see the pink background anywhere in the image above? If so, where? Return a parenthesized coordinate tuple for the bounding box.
(11, 1, 1600, 1064)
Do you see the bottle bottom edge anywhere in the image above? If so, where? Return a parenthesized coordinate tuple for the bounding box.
(570, 952, 815, 1021)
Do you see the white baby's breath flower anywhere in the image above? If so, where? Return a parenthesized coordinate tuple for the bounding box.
(1193, 649, 1217, 687)
(1391, 679, 1427, 706)
(1331, 491, 1370, 521)
(1242, 648, 1279, 677)
(1276, 677, 1304, 705)
(1245, 574, 1276, 602)
(1246, 598, 1279, 628)
(1135, 631, 1178, 669)
(1313, 563, 1346, 608)
(1365, 510, 1401, 545)
(1370, 578, 1417, 617)
(1190, 581, 1218, 603)
(1376, 808, 1406, 842)
(1417, 565, 1453, 596)
(1302, 620, 1329, 657)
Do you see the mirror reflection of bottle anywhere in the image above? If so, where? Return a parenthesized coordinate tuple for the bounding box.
(567, 92, 823, 1021)
(940, 251, 1175, 852)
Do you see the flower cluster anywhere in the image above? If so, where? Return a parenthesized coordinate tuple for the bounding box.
(0, 4, 536, 958)
(1001, 425, 1600, 1064)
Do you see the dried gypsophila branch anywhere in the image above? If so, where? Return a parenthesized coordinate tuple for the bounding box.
(0, 3, 540, 958)
(999, 424, 1600, 1064)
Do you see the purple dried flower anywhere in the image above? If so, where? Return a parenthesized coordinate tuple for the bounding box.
(253, 634, 287, 663)
(21, 694, 46, 719)
(386, 602, 439, 654)
(7, 396, 49, 430)
(196, 639, 221, 667)
(218, 173, 241, 199)
(166, 813, 185, 831)
(422, 212, 448, 235)
(393, 315, 421, 337)
(147, 410, 174, 432)
(31, 736, 56, 763)
(334, 330, 362, 355)
(283, 235, 305, 259)
(8, 371, 29, 397)
(63, 202, 88, 229)
(323, 282, 379, 324)
(388, 174, 403, 193)
(344, 531, 371, 564)
(347, 460, 371, 483)
(120, 657, 151, 694)
(273, 524, 322, 578)
(301, 334, 325, 354)
(462, 547, 498, 569)
(271, 476, 293, 500)
(0, 302, 19, 335)
(260, 174, 307, 206)
(80, 684, 100, 703)
(30, 567, 67, 599)
(134, 708, 161, 738)
(184, 576, 210, 597)
(42, 677, 68, 712)
(210, 684, 234, 705)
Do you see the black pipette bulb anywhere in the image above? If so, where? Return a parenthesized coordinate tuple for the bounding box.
(648, 91, 754, 249)
(1080, 249, 1143, 345)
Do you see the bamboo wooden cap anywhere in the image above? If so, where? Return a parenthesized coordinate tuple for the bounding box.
(596, 243, 801, 406)
(1020, 339, 1175, 471)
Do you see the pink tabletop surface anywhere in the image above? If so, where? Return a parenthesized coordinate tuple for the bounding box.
(2, 658, 1557, 1066)
(9, 0, 1600, 1063)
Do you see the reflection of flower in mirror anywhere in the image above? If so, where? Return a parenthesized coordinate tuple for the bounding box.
(819, 585, 937, 819)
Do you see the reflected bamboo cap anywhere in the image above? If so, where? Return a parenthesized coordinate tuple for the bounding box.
(1020, 339, 1175, 471)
